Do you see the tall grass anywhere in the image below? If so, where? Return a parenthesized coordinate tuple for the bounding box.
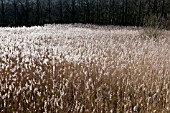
(0, 24, 170, 113)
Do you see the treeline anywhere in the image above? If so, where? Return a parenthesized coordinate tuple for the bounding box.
(0, 0, 170, 27)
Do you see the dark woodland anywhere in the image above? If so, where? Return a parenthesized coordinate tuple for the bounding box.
(0, 0, 170, 27)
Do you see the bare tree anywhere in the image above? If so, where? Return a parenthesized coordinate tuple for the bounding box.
(85, 0, 90, 23)
(59, 0, 63, 23)
(48, 0, 51, 23)
(0, 0, 170, 27)
(96, 0, 100, 23)
(36, 0, 40, 24)
(138, 0, 142, 26)
(108, 0, 115, 24)
(71, 0, 75, 23)
(108, 0, 112, 24)
(161, 0, 165, 20)
(25, 0, 29, 24)
(125, 0, 127, 25)
(13, 0, 17, 25)
(1, 0, 5, 23)
(153, 0, 158, 17)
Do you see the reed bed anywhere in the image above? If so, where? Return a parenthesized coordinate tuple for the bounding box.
(0, 24, 170, 113)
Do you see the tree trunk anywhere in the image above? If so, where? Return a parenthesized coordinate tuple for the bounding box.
(26, 0, 29, 24)
(125, 0, 127, 25)
(1, 0, 5, 23)
(71, 0, 75, 23)
(96, 0, 101, 24)
(86, 0, 90, 23)
(48, 0, 51, 23)
(96, 0, 99, 23)
(112, 0, 115, 24)
(138, 0, 142, 26)
(13, 0, 17, 25)
(59, 0, 63, 23)
(161, 0, 165, 20)
(108, 0, 111, 24)
(36, 0, 40, 24)
(122, 0, 127, 25)
(153, 0, 158, 17)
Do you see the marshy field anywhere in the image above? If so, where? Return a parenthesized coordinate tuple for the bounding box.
(0, 24, 170, 113)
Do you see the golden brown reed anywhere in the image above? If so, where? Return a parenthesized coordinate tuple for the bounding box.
(0, 24, 170, 113)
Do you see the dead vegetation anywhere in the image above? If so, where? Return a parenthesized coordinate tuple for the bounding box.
(0, 24, 170, 113)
